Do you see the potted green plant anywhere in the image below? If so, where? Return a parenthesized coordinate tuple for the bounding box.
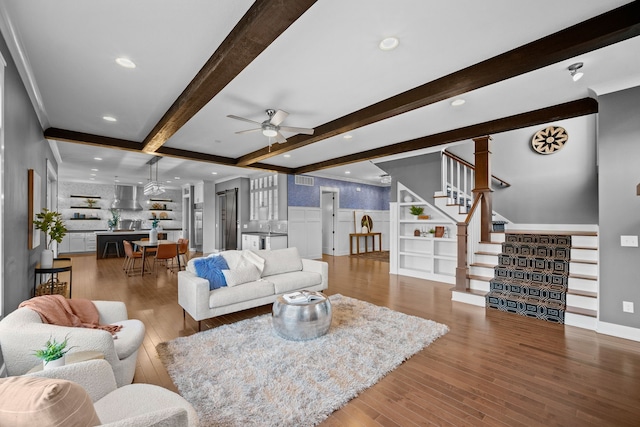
(85, 198, 97, 208)
(33, 208, 67, 268)
(107, 209, 120, 231)
(34, 335, 75, 370)
(409, 205, 424, 219)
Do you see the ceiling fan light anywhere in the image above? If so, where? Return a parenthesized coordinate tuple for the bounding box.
(262, 128, 278, 137)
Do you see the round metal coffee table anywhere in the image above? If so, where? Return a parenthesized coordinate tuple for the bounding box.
(272, 292, 332, 341)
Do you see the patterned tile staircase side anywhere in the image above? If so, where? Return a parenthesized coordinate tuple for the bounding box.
(486, 234, 571, 323)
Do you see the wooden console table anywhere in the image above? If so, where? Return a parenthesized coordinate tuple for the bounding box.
(349, 232, 382, 255)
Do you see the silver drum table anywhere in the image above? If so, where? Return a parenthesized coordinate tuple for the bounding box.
(272, 292, 332, 341)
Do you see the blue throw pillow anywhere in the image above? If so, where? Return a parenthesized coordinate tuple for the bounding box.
(194, 255, 229, 290)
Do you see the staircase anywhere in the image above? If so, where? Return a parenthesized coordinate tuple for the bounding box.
(437, 150, 599, 330)
(486, 233, 571, 323)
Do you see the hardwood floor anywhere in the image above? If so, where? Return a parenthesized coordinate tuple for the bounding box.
(66, 253, 640, 426)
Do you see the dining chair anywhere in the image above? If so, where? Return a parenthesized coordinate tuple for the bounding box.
(122, 241, 147, 276)
(177, 238, 190, 270)
(154, 243, 179, 274)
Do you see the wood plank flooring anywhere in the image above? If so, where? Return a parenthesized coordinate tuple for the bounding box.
(66, 253, 640, 426)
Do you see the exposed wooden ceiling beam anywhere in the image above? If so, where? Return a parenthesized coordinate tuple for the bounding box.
(236, 1, 640, 167)
(44, 128, 143, 152)
(294, 98, 598, 174)
(44, 127, 295, 173)
(140, 0, 317, 154)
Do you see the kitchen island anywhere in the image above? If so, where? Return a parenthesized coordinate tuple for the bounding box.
(95, 230, 183, 259)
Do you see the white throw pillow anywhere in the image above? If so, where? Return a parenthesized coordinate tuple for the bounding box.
(222, 255, 262, 287)
(255, 247, 303, 277)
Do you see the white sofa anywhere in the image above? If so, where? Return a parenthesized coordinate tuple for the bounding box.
(178, 247, 328, 330)
(0, 300, 144, 387)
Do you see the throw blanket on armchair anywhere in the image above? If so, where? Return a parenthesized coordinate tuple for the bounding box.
(19, 295, 122, 335)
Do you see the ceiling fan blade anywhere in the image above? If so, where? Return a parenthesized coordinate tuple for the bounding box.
(235, 128, 262, 135)
(274, 132, 287, 143)
(227, 114, 261, 125)
(270, 110, 289, 126)
(279, 126, 314, 135)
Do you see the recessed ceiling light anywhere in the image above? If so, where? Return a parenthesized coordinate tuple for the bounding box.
(90, 173, 96, 176)
(91, 168, 98, 171)
(211, 172, 218, 175)
(451, 99, 466, 107)
(103, 116, 117, 122)
(137, 181, 143, 185)
(379, 37, 399, 51)
(283, 154, 291, 158)
(345, 171, 351, 175)
(115, 57, 136, 69)
(114, 179, 120, 183)
(90, 178, 95, 181)
(343, 135, 353, 140)
(94, 157, 102, 161)
(166, 180, 172, 183)
(174, 177, 180, 180)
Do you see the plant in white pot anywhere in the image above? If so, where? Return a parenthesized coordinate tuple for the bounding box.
(33, 208, 67, 268)
(34, 335, 75, 370)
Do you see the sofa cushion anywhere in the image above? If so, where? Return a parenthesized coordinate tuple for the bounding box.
(254, 247, 303, 277)
(222, 255, 261, 287)
(221, 250, 265, 273)
(268, 271, 324, 294)
(209, 280, 275, 308)
(194, 255, 229, 290)
(0, 376, 101, 426)
(112, 319, 145, 360)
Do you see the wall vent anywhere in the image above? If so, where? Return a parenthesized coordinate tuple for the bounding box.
(295, 175, 314, 186)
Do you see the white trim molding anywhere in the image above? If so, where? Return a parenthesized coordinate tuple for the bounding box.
(597, 321, 640, 343)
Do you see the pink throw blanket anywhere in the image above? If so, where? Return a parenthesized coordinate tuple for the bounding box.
(19, 295, 122, 335)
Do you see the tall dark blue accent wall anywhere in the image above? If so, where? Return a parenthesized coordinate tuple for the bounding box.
(287, 175, 390, 210)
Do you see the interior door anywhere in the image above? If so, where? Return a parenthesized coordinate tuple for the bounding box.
(321, 191, 335, 256)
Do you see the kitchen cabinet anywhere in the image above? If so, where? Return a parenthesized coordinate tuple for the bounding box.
(242, 234, 260, 250)
(265, 235, 287, 250)
(194, 182, 204, 204)
(62, 232, 98, 253)
(58, 235, 71, 254)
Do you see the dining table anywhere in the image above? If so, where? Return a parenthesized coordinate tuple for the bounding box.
(131, 240, 180, 276)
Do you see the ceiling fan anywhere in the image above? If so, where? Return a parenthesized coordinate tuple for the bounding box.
(227, 109, 314, 144)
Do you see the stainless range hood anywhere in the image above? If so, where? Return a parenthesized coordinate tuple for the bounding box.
(111, 185, 143, 211)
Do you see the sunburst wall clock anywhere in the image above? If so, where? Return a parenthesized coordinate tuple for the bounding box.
(531, 126, 568, 154)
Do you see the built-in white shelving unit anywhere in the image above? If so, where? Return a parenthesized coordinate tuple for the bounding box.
(391, 183, 457, 284)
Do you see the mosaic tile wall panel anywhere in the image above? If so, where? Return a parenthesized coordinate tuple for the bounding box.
(287, 175, 390, 210)
(486, 233, 571, 323)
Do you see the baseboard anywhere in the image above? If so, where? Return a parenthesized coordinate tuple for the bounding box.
(451, 291, 485, 306)
(597, 321, 640, 342)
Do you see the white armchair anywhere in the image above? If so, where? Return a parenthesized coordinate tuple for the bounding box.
(0, 300, 144, 387)
(26, 359, 198, 426)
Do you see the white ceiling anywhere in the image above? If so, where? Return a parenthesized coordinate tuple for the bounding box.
(0, 0, 638, 188)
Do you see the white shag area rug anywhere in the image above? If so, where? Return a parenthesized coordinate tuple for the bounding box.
(157, 294, 449, 427)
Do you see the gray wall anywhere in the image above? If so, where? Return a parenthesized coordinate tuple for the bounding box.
(447, 115, 598, 224)
(1, 33, 57, 314)
(377, 152, 442, 204)
(598, 86, 640, 329)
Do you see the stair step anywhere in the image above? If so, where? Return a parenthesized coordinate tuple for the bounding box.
(507, 230, 598, 237)
(571, 259, 598, 265)
(566, 288, 598, 298)
(566, 306, 597, 318)
(468, 274, 492, 282)
(470, 262, 496, 269)
(476, 250, 499, 256)
(569, 273, 598, 281)
(573, 246, 598, 251)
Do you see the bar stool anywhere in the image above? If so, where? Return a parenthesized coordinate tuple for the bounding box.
(102, 241, 121, 258)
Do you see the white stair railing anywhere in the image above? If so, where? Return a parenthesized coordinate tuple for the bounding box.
(442, 151, 474, 213)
